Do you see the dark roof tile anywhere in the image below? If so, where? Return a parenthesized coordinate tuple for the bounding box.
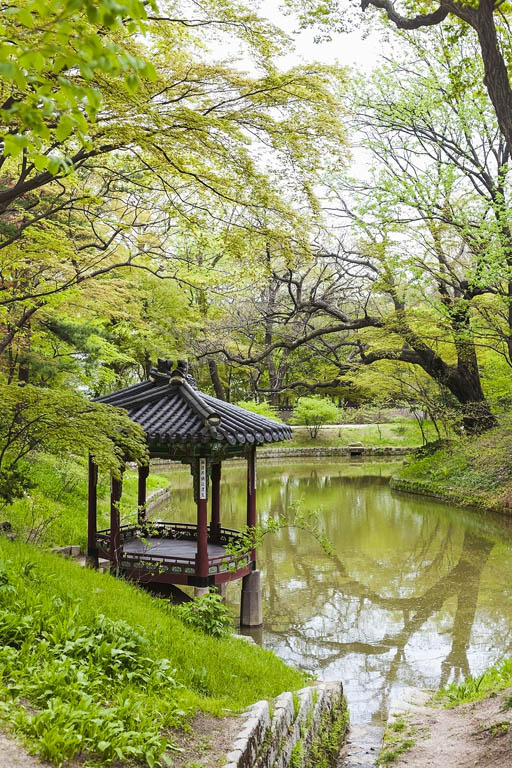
(96, 364, 291, 449)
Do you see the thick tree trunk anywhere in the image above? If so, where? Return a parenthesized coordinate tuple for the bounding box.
(208, 359, 226, 401)
(473, 2, 512, 158)
(363, 310, 496, 434)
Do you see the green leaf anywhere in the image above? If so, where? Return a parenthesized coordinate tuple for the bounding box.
(97, 741, 110, 752)
(55, 114, 74, 142)
(16, 8, 35, 28)
(19, 50, 45, 72)
(124, 73, 139, 93)
(47, 155, 63, 175)
(0, 61, 17, 80)
(32, 153, 50, 171)
(3, 134, 28, 158)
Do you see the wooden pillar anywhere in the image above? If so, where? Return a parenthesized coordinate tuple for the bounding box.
(210, 462, 221, 544)
(87, 455, 98, 567)
(110, 473, 123, 571)
(137, 463, 150, 525)
(247, 445, 257, 564)
(195, 457, 209, 586)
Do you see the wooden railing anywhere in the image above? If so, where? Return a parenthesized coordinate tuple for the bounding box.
(96, 521, 250, 577)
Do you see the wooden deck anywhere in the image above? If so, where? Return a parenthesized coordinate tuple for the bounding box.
(122, 536, 226, 559)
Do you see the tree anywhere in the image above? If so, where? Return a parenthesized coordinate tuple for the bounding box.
(0, 383, 147, 503)
(1, 2, 348, 366)
(1, 0, 155, 171)
(290, 396, 340, 437)
(204, 30, 506, 433)
(288, 0, 512, 155)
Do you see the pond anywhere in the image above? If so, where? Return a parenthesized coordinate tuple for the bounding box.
(155, 458, 512, 727)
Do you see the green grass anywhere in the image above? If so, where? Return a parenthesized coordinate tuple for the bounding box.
(0, 537, 306, 765)
(1, 454, 170, 550)
(394, 414, 512, 512)
(287, 420, 437, 448)
(377, 715, 417, 765)
(436, 658, 512, 707)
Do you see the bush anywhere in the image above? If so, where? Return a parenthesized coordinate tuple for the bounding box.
(177, 591, 233, 638)
(290, 396, 340, 438)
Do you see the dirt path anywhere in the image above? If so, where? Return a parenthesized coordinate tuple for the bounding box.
(388, 687, 512, 768)
(0, 732, 49, 768)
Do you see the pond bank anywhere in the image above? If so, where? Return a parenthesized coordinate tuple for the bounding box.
(149, 446, 410, 468)
(378, 685, 512, 768)
(392, 417, 512, 518)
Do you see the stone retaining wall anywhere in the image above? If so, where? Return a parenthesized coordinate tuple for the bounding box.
(146, 485, 172, 511)
(257, 446, 410, 459)
(224, 681, 347, 768)
(149, 446, 410, 468)
(389, 477, 448, 500)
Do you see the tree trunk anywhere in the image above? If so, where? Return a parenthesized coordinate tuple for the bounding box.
(208, 359, 226, 401)
(473, 2, 512, 158)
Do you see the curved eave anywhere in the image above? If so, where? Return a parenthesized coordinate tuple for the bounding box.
(95, 377, 292, 449)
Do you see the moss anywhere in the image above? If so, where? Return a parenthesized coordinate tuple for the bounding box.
(305, 694, 348, 768)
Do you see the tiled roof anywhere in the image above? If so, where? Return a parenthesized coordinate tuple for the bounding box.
(96, 360, 291, 448)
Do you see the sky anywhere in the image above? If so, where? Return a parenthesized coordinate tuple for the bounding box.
(258, 1, 383, 73)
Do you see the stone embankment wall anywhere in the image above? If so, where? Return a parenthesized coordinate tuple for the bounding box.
(145, 485, 172, 511)
(257, 446, 410, 459)
(150, 446, 410, 468)
(389, 477, 447, 500)
(224, 681, 347, 768)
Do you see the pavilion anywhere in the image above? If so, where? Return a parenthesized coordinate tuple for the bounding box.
(87, 359, 291, 625)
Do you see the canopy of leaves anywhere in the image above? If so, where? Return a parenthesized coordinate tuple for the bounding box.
(0, 384, 147, 486)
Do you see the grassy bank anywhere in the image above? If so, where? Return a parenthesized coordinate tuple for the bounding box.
(288, 420, 437, 449)
(0, 537, 306, 766)
(2, 454, 171, 550)
(437, 658, 512, 708)
(393, 416, 512, 513)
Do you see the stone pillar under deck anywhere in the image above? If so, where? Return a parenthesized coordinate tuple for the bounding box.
(240, 569, 263, 627)
(194, 586, 209, 598)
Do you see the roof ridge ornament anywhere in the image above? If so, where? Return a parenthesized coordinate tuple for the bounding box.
(149, 358, 174, 384)
(170, 359, 188, 384)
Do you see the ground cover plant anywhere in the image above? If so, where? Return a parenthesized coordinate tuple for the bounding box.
(436, 659, 512, 708)
(395, 415, 512, 512)
(0, 537, 306, 766)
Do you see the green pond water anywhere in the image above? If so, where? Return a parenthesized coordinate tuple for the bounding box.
(156, 458, 512, 725)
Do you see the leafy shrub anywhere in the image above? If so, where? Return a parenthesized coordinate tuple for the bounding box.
(290, 396, 340, 438)
(177, 591, 233, 638)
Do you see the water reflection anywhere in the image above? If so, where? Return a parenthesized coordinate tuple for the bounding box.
(157, 459, 512, 725)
